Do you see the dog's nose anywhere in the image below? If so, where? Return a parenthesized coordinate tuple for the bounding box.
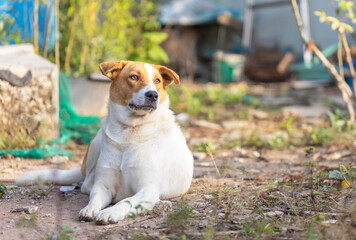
(145, 91, 158, 101)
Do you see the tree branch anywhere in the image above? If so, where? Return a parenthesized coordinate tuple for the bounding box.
(291, 0, 355, 122)
(340, 31, 356, 104)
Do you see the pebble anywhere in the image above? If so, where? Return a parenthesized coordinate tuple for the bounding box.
(59, 186, 76, 192)
(193, 152, 207, 160)
(52, 156, 68, 164)
(176, 113, 190, 124)
(264, 211, 284, 217)
(11, 206, 38, 214)
(204, 194, 213, 200)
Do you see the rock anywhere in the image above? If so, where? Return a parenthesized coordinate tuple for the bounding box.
(232, 147, 248, 157)
(192, 120, 222, 131)
(59, 186, 76, 192)
(218, 213, 225, 218)
(264, 211, 284, 217)
(283, 104, 328, 118)
(327, 151, 351, 160)
(192, 210, 199, 215)
(252, 151, 261, 158)
(176, 113, 190, 124)
(204, 194, 213, 200)
(250, 110, 269, 120)
(221, 120, 250, 129)
(11, 206, 38, 214)
(152, 200, 173, 214)
(192, 152, 207, 160)
(52, 156, 69, 164)
(259, 131, 288, 141)
(5, 185, 18, 189)
(322, 219, 337, 224)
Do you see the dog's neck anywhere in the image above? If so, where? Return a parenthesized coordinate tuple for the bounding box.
(102, 99, 170, 145)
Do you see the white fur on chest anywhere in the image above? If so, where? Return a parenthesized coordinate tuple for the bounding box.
(82, 98, 193, 200)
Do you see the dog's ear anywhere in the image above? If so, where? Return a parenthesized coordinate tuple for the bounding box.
(155, 65, 180, 87)
(99, 61, 129, 80)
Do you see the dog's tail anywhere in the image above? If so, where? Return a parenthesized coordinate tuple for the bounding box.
(15, 167, 83, 185)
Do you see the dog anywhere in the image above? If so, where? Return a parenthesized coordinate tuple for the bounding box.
(16, 61, 194, 224)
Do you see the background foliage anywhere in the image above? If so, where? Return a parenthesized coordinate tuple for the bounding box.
(59, 0, 168, 75)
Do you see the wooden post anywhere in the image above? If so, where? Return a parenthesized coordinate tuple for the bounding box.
(291, 0, 355, 122)
(55, 0, 60, 70)
(33, 0, 39, 53)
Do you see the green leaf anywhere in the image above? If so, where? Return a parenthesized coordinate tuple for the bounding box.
(329, 170, 343, 179)
(143, 32, 168, 44)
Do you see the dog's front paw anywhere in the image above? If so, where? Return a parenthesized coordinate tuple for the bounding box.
(94, 207, 126, 225)
(79, 205, 100, 222)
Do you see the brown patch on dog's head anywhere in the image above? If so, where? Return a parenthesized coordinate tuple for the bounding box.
(99, 61, 179, 107)
(151, 65, 179, 104)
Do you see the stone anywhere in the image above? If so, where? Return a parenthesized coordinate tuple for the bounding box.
(176, 113, 190, 124)
(192, 120, 222, 130)
(59, 186, 76, 192)
(204, 194, 213, 200)
(250, 110, 269, 120)
(192, 152, 207, 160)
(264, 211, 284, 217)
(11, 206, 38, 214)
(52, 156, 69, 164)
(283, 104, 328, 118)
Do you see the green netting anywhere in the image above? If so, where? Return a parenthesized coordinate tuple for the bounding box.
(0, 73, 101, 158)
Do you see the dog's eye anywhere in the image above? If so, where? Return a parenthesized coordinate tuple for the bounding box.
(154, 79, 161, 84)
(130, 75, 139, 80)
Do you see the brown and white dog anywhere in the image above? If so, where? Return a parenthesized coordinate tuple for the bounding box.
(16, 61, 194, 224)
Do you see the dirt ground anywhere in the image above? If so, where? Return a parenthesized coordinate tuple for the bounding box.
(0, 127, 355, 239)
(0, 83, 356, 239)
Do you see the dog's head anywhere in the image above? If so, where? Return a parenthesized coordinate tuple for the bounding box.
(99, 61, 179, 115)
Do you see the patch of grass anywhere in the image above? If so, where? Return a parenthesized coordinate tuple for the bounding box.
(16, 213, 37, 228)
(194, 142, 217, 153)
(27, 183, 53, 199)
(167, 196, 194, 229)
(130, 232, 156, 240)
(167, 83, 258, 121)
(0, 183, 6, 198)
(43, 226, 74, 240)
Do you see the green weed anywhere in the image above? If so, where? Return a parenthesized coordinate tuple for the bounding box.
(167, 196, 194, 229)
(43, 226, 74, 240)
(0, 183, 6, 198)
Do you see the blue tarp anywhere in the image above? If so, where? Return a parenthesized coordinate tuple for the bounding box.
(0, 0, 55, 49)
(158, 0, 240, 26)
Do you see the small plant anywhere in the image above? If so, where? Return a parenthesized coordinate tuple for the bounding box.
(16, 213, 37, 228)
(0, 183, 6, 198)
(43, 225, 74, 240)
(167, 196, 194, 229)
(329, 164, 355, 188)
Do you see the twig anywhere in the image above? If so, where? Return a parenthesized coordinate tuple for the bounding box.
(291, 0, 355, 122)
(206, 147, 221, 176)
(43, 0, 54, 58)
(337, 32, 344, 81)
(55, 0, 60, 70)
(33, 0, 39, 53)
(0, 179, 15, 183)
(340, 31, 356, 103)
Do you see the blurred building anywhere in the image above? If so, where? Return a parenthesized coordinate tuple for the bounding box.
(159, 0, 355, 82)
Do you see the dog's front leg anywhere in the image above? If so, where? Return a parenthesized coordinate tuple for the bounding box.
(95, 186, 159, 225)
(79, 168, 116, 221)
